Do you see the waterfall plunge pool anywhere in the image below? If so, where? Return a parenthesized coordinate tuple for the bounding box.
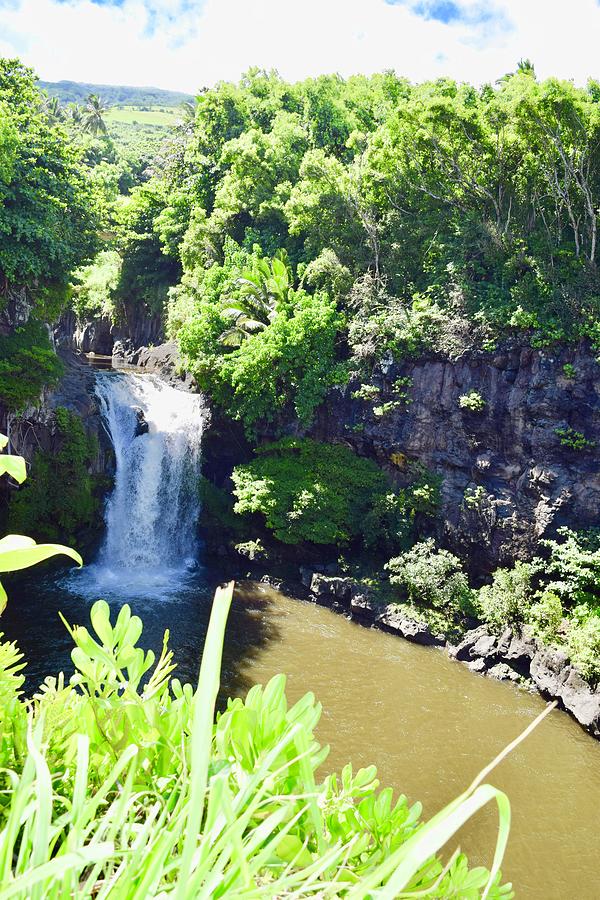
(2, 369, 599, 899)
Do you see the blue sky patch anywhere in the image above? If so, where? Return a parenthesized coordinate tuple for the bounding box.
(413, 1, 462, 24)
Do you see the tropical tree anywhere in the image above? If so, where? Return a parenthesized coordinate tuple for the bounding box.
(43, 94, 64, 122)
(83, 93, 109, 136)
(65, 102, 86, 126)
(219, 250, 293, 346)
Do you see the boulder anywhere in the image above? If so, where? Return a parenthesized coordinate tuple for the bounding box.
(349, 585, 377, 623)
(376, 606, 445, 646)
(449, 625, 493, 662)
(467, 658, 488, 674)
(530, 646, 570, 696)
(133, 407, 149, 437)
(309, 574, 353, 608)
(487, 663, 521, 683)
(504, 627, 537, 666)
(299, 566, 314, 588)
(559, 669, 600, 733)
(471, 632, 498, 660)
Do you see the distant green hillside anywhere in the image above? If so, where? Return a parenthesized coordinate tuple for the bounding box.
(38, 79, 193, 107)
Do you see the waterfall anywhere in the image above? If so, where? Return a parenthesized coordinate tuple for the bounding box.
(72, 371, 206, 599)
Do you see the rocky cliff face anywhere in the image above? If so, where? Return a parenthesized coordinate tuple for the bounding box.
(1, 351, 114, 487)
(309, 341, 600, 572)
(57, 303, 164, 358)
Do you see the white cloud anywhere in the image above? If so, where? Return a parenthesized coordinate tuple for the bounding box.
(0, 0, 599, 91)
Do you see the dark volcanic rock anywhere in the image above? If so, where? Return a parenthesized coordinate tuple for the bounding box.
(530, 646, 570, 696)
(559, 670, 600, 733)
(309, 341, 600, 571)
(449, 625, 493, 661)
(376, 606, 445, 646)
(487, 662, 522, 683)
(309, 574, 353, 609)
(349, 585, 377, 622)
(133, 407, 149, 437)
(116, 341, 197, 392)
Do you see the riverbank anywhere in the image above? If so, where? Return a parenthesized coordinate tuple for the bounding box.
(242, 564, 600, 740)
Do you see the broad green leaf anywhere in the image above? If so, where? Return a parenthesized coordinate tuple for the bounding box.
(0, 536, 83, 573)
(0, 454, 26, 484)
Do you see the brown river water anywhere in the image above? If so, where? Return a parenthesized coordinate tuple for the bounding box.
(225, 583, 600, 900)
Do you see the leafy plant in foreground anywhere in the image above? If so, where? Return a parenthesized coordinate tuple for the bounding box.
(0, 582, 529, 898)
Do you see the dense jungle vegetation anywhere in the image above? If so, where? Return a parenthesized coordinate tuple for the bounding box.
(3, 58, 600, 683)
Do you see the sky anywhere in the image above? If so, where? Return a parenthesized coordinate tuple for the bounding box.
(0, 0, 599, 93)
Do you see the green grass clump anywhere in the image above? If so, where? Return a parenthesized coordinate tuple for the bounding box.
(0, 584, 518, 898)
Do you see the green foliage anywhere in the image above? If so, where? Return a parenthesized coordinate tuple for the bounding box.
(0, 60, 99, 314)
(361, 472, 441, 555)
(529, 591, 564, 643)
(352, 383, 380, 401)
(232, 438, 406, 548)
(463, 485, 488, 509)
(470, 530, 600, 679)
(115, 183, 182, 315)
(70, 250, 122, 321)
(562, 363, 577, 379)
(386, 539, 474, 618)
(0, 320, 63, 412)
(477, 562, 535, 632)
(0, 584, 514, 898)
(135, 67, 600, 397)
(459, 391, 486, 412)
(177, 246, 345, 433)
(554, 426, 595, 450)
(373, 401, 401, 417)
(8, 408, 100, 544)
(565, 607, 600, 681)
(393, 375, 413, 401)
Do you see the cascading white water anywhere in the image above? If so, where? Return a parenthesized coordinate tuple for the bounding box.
(71, 371, 206, 599)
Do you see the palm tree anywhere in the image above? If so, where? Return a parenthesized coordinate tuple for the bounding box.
(83, 94, 109, 136)
(43, 95, 64, 122)
(65, 103, 86, 126)
(219, 251, 293, 347)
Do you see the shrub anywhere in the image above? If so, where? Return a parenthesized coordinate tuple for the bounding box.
(562, 363, 576, 379)
(477, 562, 534, 632)
(565, 606, 600, 681)
(554, 426, 595, 450)
(217, 292, 345, 432)
(386, 539, 474, 617)
(528, 591, 563, 643)
(373, 401, 400, 417)
(70, 249, 122, 322)
(0, 320, 63, 412)
(351, 383, 380, 401)
(232, 438, 396, 546)
(538, 527, 600, 603)
(361, 471, 441, 554)
(458, 391, 486, 412)
(176, 249, 345, 435)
